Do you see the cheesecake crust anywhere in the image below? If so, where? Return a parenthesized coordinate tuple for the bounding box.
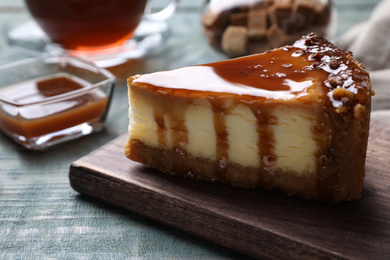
(126, 140, 319, 200)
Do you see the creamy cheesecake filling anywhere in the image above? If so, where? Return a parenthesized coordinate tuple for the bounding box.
(128, 90, 158, 147)
(128, 87, 323, 176)
(225, 105, 259, 168)
(186, 101, 217, 160)
(272, 106, 318, 175)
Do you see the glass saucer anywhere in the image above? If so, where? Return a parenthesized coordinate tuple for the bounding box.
(6, 19, 171, 67)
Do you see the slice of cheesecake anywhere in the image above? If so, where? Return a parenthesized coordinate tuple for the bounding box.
(125, 33, 372, 203)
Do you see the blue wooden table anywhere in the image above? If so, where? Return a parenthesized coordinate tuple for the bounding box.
(0, 0, 382, 258)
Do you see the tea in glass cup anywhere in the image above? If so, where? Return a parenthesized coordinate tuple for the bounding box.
(24, 0, 179, 53)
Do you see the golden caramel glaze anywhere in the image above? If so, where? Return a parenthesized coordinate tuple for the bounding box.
(131, 33, 371, 110)
(126, 34, 373, 203)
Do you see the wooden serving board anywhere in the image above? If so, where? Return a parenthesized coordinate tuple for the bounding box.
(69, 120, 390, 259)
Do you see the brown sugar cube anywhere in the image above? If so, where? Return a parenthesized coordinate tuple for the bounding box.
(293, 0, 316, 29)
(248, 9, 268, 39)
(268, 0, 295, 33)
(202, 9, 231, 32)
(202, 10, 219, 27)
(269, 0, 292, 26)
(221, 26, 248, 57)
(266, 24, 290, 48)
(229, 12, 248, 26)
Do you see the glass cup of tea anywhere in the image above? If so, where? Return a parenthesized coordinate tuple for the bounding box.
(23, 0, 180, 64)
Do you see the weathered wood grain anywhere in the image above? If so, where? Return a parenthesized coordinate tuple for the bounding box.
(69, 119, 390, 259)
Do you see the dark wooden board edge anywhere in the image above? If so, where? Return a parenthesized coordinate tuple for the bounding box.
(69, 119, 390, 259)
(70, 163, 334, 259)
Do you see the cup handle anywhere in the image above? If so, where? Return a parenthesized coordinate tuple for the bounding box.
(144, 0, 180, 21)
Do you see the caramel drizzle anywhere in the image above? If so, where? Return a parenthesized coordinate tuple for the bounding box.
(210, 98, 230, 182)
(251, 106, 276, 189)
(154, 111, 167, 149)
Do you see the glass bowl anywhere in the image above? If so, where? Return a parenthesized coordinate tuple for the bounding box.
(0, 55, 115, 150)
(202, 0, 336, 57)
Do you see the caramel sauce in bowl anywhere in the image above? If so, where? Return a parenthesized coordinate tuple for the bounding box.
(0, 55, 115, 150)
